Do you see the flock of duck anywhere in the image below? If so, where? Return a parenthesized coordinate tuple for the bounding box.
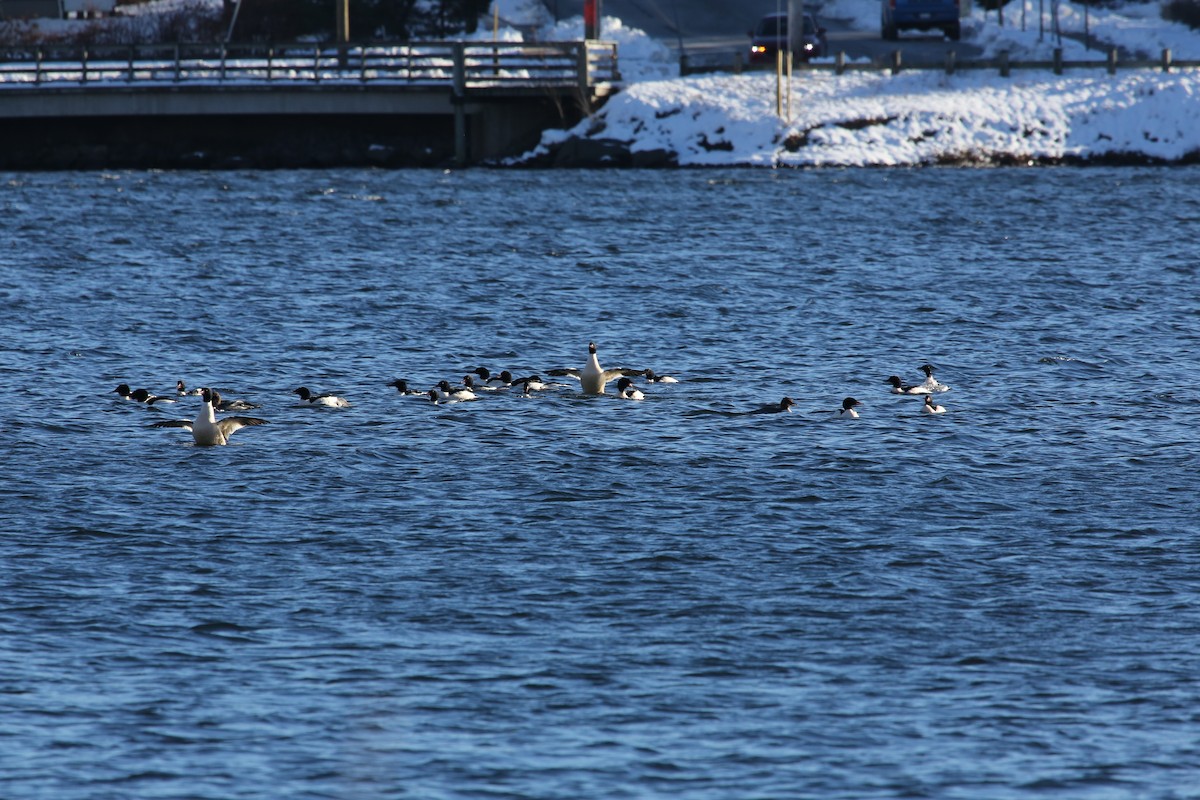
(114, 342, 951, 446)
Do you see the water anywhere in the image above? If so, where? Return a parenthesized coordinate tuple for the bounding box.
(2, 166, 1199, 799)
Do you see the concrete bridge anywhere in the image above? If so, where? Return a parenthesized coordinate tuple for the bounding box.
(0, 40, 620, 168)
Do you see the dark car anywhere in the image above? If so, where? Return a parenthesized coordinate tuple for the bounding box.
(748, 11, 828, 65)
(881, 0, 961, 40)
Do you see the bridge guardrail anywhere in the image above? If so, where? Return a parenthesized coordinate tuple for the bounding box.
(0, 40, 620, 89)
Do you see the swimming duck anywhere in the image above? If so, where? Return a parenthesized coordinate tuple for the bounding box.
(473, 368, 513, 389)
(435, 380, 476, 403)
(128, 387, 177, 405)
(752, 397, 796, 414)
(548, 342, 644, 395)
(211, 390, 260, 412)
(884, 375, 929, 395)
(919, 364, 951, 393)
(837, 397, 862, 419)
(176, 380, 203, 396)
(922, 395, 947, 414)
(387, 379, 424, 396)
(643, 369, 679, 384)
(151, 387, 268, 446)
(293, 386, 351, 407)
(616, 376, 644, 400)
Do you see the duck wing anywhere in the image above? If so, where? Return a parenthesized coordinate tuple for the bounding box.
(601, 368, 646, 383)
(216, 417, 268, 437)
(151, 419, 193, 431)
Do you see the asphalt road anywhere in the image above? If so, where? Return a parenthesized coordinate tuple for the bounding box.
(547, 0, 984, 66)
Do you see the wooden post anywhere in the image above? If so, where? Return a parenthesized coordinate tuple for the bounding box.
(836, 51, 845, 76)
(890, 49, 901, 75)
(733, 51, 742, 75)
(267, 45, 274, 81)
(679, 52, 689, 76)
(220, 42, 227, 81)
(453, 42, 467, 166)
(1053, 47, 1063, 75)
(1107, 47, 1117, 75)
(945, 49, 955, 75)
(35, 47, 42, 85)
(999, 50, 1009, 78)
(81, 46, 88, 84)
(775, 48, 783, 118)
(1162, 47, 1172, 73)
(127, 45, 135, 82)
(313, 45, 321, 82)
(786, 49, 793, 122)
(174, 43, 181, 82)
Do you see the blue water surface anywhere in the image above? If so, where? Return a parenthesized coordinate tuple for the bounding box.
(1, 166, 1199, 799)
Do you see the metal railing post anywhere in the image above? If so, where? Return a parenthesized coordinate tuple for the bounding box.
(577, 42, 592, 116)
(453, 42, 468, 166)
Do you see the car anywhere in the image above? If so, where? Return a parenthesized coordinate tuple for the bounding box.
(748, 11, 828, 66)
(881, 0, 961, 40)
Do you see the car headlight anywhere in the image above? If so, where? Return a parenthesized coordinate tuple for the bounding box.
(751, 45, 767, 54)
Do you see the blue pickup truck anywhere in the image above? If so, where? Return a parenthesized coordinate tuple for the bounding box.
(881, 0, 961, 40)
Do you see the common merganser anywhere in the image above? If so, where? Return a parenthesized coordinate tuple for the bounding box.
(884, 375, 929, 395)
(128, 387, 177, 405)
(919, 364, 951, 393)
(615, 377, 644, 400)
(548, 342, 643, 395)
(387, 379, 424, 396)
(512, 374, 548, 391)
(151, 387, 268, 446)
(922, 395, 947, 414)
(176, 381, 203, 396)
(837, 397, 862, 419)
(211, 390, 260, 412)
(293, 386, 351, 407)
(473, 368, 513, 389)
(643, 370, 679, 384)
(436, 380, 475, 403)
(752, 397, 796, 414)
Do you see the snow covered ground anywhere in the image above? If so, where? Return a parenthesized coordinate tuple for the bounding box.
(493, 0, 1200, 166)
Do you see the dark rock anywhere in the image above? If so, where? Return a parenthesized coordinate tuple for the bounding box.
(552, 136, 632, 168)
(630, 148, 677, 168)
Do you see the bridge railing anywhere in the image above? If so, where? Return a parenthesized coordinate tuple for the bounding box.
(0, 40, 620, 89)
